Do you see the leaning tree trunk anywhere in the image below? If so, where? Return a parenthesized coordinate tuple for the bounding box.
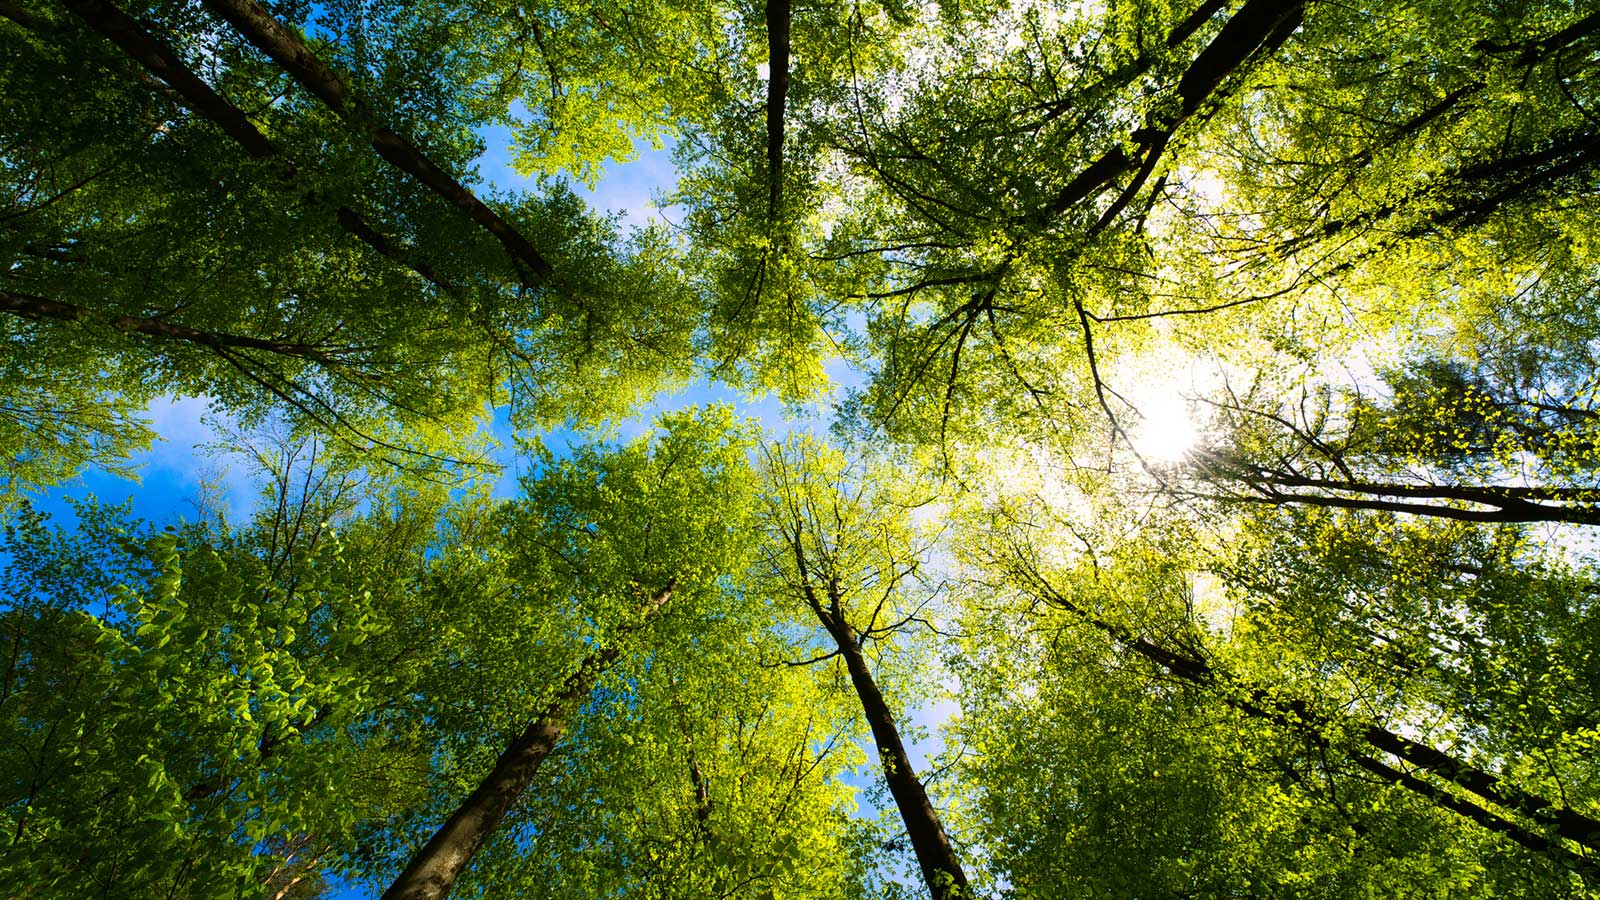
(380, 586, 672, 900)
(1006, 558, 1600, 882)
(198, 0, 556, 285)
(821, 612, 970, 900)
(58, 0, 452, 291)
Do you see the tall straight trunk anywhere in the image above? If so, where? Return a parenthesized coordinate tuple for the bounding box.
(1358, 724, 1600, 850)
(763, 0, 790, 218)
(198, 0, 556, 284)
(381, 586, 672, 900)
(822, 615, 969, 900)
(1346, 751, 1600, 883)
(1197, 457, 1600, 526)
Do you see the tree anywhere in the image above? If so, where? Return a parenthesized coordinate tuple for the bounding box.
(450, 591, 876, 900)
(757, 438, 971, 900)
(943, 465, 1600, 893)
(1179, 343, 1600, 526)
(378, 408, 769, 900)
(0, 458, 487, 898)
(9, 0, 1600, 897)
(1, 0, 707, 505)
(1216, 506, 1600, 819)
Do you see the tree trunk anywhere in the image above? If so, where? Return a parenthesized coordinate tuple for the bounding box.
(1031, 0, 1303, 226)
(1348, 751, 1600, 884)
(57, 0, 451, 292)
(1200, 461, 1600, 526)
(2, 288, 338, 361)
(1009, 559, 1600, 872)
(822, 614, 970, 900)
(380, 585, 673, 900)
(763, 0, 791, 217)
(198, 0, 556, 284)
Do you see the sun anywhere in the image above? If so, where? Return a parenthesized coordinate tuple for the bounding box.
(1116, 343, 1219, 466)
(1129, 392, 1201, 464)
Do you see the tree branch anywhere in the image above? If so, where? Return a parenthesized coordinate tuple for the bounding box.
(198, 0, 556, 285)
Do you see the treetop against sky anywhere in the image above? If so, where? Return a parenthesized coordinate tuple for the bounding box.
(4, 0, 1600, 897)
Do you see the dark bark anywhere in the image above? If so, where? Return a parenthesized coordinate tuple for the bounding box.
(782, 508, 967, 898)
(1175, 0, 1301, 117)
(380, 658, 606, 900)
(1431, 133, 1600, 231)
(1347, 79, 1486, 169)
(379, 585, 673, 900)
(59, 0, 275, 156)
(1198, 459, 1600, 526)
(1269, 9, 1600, 259)
(332, 208, 447, 289)
(0, 0, 50, 30)
(198, 0, 556, 284)
(1029, 0, 1303, 228)
(1477, 10, 1600, 64)
(764, 0, 791, 218)
(689, 755, 712, 824)
(1348, 752, 1600, 884)
(1273, 111, 1600, 261)
(1217, 487, 1600, 527)
(812, 596, 969, 899)
(2, 287, 343, 362)
(1360, 726, 1600, 851)
(58, 0, 451, 292)
(1166, 0, 1231, 48)
(1034, 147, 1134, 224)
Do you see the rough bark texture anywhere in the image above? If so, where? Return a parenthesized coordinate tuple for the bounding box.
(199, 0, 556, 283)
(379, 660, 605, 900)
(380, 586, 673, 900)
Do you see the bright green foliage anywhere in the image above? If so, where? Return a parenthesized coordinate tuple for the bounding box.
(947, 502, 1600, 897)
(357, 409, 875, 895)
(953, 616, 1582, 899)
(0, 337, 153, 517)
(755, 437, 948, 705)
(0, 411, 822, 898)
(1201, 1, 1600, 311)
(1220, 507, 1600, 818)
(1364, 355, 1600, 483)
(8, 0, 1600, 897)
(0, 0, 709, 507)
(461, 621, 873, 899)
(0, 481, 481, 898)
(3, 1, 489, 463)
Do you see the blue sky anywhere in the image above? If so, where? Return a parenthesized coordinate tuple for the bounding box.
(27, 126, 842, 519)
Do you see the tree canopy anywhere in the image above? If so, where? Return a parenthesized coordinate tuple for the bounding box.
(4, 0, 1600, 897)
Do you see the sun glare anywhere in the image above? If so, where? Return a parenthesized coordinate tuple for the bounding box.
(1117, 345, 1222, 467)
(1130, 392, 1200, 464)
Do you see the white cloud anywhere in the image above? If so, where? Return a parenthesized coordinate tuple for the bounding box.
(136, 396, 259, 522)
